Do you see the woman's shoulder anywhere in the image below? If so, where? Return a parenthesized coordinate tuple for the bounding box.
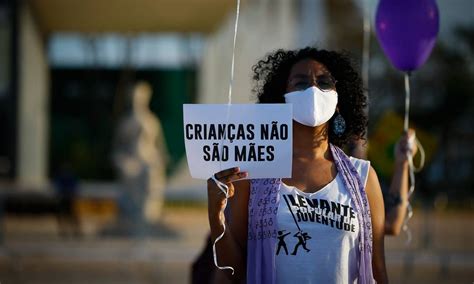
(348, 156, 370, 168)
(348, 156, 371, 187)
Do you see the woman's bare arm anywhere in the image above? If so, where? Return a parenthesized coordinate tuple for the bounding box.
(385, 129, 417, 236)
(385, 160, 409, 235)
(365, 166, 389, 284)
(207, 167, 250, 282)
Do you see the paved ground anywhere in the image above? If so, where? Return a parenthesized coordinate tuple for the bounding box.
(0, 205, 473, 284)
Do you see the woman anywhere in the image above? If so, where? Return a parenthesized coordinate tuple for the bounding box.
(207, 47, 388, 283)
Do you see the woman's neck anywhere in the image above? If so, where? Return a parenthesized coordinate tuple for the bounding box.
(292, 121, 331, 161)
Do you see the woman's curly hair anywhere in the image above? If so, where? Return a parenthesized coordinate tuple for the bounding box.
(252, 47, 367, 147)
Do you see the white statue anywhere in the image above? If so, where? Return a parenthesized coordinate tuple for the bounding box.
(113, 81, 168, 229)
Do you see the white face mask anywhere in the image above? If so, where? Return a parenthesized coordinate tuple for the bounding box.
(284, 86, 338, 127)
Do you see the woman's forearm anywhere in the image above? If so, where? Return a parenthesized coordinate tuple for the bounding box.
(208, 209, 247, 281)
(385, 161, 409, 235)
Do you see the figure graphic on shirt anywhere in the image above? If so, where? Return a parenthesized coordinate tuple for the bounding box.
(276, 230, 291, 255)
(291, 231, 311, 255)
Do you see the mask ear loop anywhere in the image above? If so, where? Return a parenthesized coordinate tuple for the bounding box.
(211, 0, 240, 275)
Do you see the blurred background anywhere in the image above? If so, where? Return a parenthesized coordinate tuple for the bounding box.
(0, 0, 472, 283)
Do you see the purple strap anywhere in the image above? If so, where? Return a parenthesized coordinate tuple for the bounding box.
(246, 144, 374, 284)
(330, 144, 374, 283)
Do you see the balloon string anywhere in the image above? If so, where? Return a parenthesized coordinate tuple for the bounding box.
(404, 73, 411, 132)
(403, 72, 413, 244)
(403, 136, 425, 245)
(228, 0, 240, 106)
(211, 176, 235, 275)
(212, 0, 240, 275)
(402, 72, 425, 244)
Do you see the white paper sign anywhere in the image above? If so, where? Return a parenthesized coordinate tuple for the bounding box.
(183, 104, 293, 180)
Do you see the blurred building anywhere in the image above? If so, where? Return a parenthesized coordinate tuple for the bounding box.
(0, 0, 472, 206)
(0, 0, 236, 189)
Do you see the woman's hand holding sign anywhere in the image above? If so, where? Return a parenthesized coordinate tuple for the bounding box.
(207, 167, 247, 220)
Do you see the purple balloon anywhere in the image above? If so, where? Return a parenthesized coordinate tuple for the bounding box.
(375, 0, 440, 72)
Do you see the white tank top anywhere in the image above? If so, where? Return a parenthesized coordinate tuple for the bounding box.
(276, 157, 370, 284)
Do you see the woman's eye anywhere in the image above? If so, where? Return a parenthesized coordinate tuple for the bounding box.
(294, 82, 310, 89)
(317, 78, 335, 90)
(318, 81, 332, 89)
